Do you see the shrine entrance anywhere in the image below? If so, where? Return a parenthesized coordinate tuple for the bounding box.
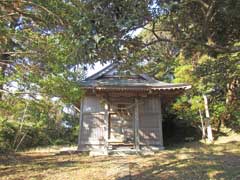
(107, 97, 136, 149)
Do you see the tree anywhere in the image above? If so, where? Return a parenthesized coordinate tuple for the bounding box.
(0, 0, 239, 150)
(0, 1, 86, 151)
(131, 0, 240, 139)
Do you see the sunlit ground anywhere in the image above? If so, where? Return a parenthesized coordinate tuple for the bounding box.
(0, 129, 240, 180)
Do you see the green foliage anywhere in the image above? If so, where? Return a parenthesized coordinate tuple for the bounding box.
(0, 0, 239, 151)
(131, 0, 240, 133)
(0, 1, 88, 152)
(39, 74, 84, 104)
(0, 97, 79, 152)
(0, 118, 16, 152)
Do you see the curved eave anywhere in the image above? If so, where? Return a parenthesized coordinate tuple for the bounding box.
(81, 84, 191, 91)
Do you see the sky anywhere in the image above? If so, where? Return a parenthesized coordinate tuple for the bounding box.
(86, 62, 109, 77)
(86, 27, 143, 78)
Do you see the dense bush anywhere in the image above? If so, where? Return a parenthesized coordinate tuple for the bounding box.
(0, 118, 17, 152)
(0, 98, 79, 153)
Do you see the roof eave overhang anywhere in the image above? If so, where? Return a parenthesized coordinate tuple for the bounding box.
(81, 85, 191, 91)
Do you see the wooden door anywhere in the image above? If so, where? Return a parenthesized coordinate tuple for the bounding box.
(109, 111, 134, 143)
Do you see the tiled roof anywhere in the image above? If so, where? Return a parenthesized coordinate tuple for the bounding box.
(81, 79, 190, 90)
(81, 63, 191, 91)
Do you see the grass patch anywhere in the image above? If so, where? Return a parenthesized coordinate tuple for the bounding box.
(0, 131, 240, 180)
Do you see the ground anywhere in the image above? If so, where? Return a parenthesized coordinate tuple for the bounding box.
(0, 129, 240, 180)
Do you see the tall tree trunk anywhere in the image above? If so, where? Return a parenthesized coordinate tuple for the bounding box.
(0, 53, 10, 100)
(199, 109, 206, 139)
(203, 94, 213, 142)
(224, 79, 239, 128)
(13, 102, 28, 149)
(216, 118, 222, 134)
(226, 79, 239, 105)
(0, 64, 7, 101)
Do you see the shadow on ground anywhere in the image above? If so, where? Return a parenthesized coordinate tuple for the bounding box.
(0, 140, 240, 180)
(116, 141, 240, 180)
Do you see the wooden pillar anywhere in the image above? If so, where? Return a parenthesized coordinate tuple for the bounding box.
(158, 99, 164, 148)
(77, 98, 84, 150)
(203, 94, 213, 142)
(134, 98, 140, 150)
(104, 103, 109, 149)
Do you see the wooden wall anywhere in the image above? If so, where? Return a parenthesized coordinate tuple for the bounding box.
(139, 97, 163, 146)
(79, 96, 106, 151)
(79, 95, 163, 151)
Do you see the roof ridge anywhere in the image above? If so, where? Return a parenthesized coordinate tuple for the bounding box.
(85, 62, 158, 81)
(85, 63, 118, 80)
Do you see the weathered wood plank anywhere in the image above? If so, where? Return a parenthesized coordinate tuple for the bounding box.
(78, 98, 84, 150)
(104, 103, 109, 149)
(83, 96, 104, 113)
(134, 98, 140, 150)
(158, 99, 164, 147)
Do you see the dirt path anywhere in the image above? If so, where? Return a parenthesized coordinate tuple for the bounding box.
(1, 134, 240, 180)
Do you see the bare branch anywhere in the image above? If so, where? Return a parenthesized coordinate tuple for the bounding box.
(0, 12, 18, 19)
(21, 0, 64, 25)
(2, 51, 36, 56)
(187, 0, 209, 9)
(0, 1, 47, 26)
(143, 38, 240, 54)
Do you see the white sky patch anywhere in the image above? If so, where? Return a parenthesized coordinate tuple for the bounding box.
(6, 81, 19, 92)
(131, 28, 143, 37)
(85, 28, 143, 78)
(86, 61, 110, 77)
(63, 106, 75, 115)
(125, 27, 143, 38)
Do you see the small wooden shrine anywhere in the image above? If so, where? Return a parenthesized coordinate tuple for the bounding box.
(78, 63, 190, 153)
